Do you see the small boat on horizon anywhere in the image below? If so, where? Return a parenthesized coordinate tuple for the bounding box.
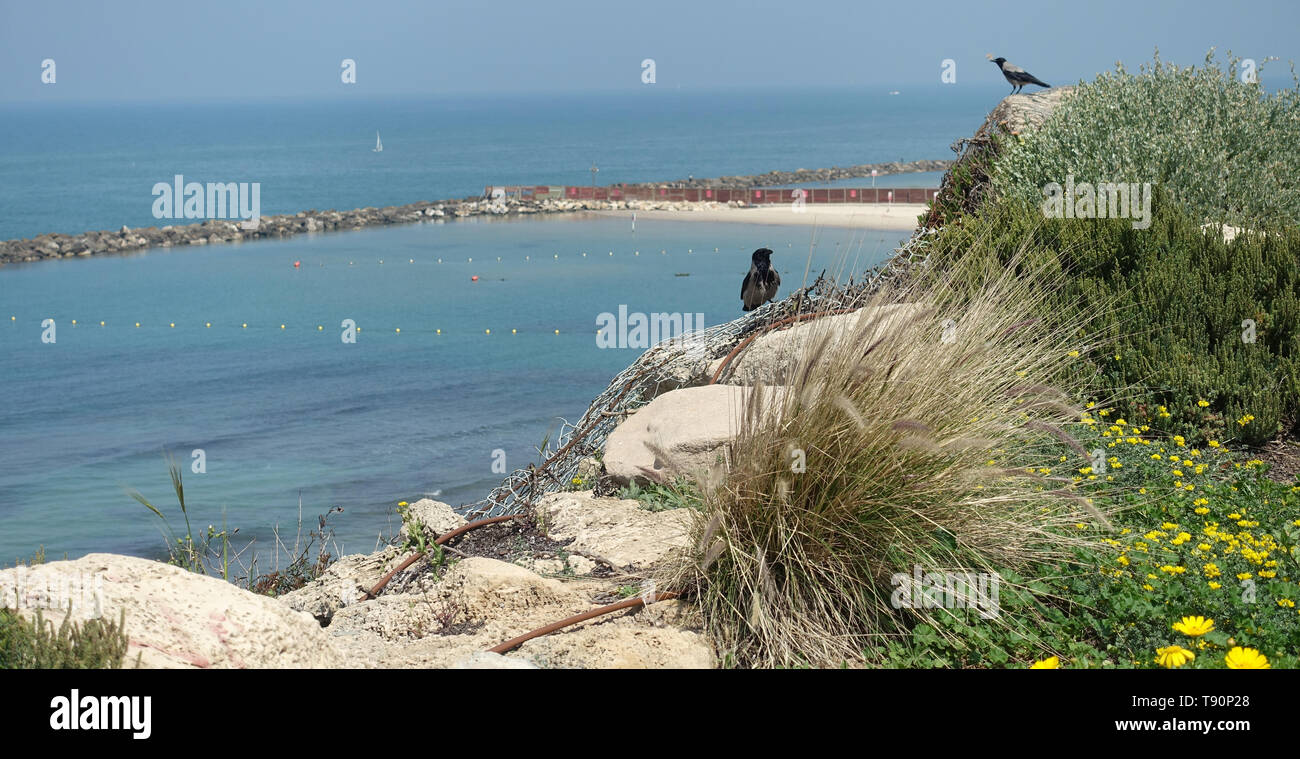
(372, 131, 383, 152)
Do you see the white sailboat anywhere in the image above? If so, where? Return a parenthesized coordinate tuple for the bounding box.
(372, 131, 383, 153)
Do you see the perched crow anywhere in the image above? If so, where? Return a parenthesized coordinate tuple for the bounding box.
(741, 248, 781, 311)
(988, 55, 1050, 94)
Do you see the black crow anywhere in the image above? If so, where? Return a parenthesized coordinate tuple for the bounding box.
(741, 248, 780, 311)
(988, 55, 1050, 95)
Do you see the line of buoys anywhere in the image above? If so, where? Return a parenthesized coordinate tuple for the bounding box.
(267, 246, 766, 273)
(8, 319, 573, 335)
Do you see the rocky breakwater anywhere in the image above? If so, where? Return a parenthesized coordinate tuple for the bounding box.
(0, 196, 751, 267)
(634, 158, 953, 190)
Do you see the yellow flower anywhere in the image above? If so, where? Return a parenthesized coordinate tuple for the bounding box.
(397, 501, 408, 507)
(1172, 616, 1214, 637)
(1030, 656, 1060, 669)
(1197, 399, 1209, 408)
(1208, 440, 1220, 448)
(1224, 647, 1269, 669)
(1279, 599, 1296, 609)
(1067, 350, 1080, 358)
(1208, 581, 1221, 589)
(1155, 645, 1196, 668)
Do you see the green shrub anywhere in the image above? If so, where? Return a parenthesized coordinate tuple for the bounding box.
(992, 49, 1300, 229)
(922, 191, 1300, 446)
(0, 608, 133, 669)
(659, 259, 1113, 667)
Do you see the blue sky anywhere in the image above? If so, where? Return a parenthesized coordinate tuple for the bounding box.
(1, 0, 1297, 102)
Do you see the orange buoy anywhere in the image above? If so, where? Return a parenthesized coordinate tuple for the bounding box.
(471, 275, 479, 282)
(293, 260, 300, 268)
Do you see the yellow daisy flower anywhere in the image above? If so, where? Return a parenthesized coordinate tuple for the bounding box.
(1224, 647, 1269, 669)
(1155, 645, 1196, 668)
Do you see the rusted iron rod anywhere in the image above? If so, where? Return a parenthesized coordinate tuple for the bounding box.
(487, 591, 681, 655)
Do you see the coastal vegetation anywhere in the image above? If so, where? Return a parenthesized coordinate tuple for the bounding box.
(662, 51, 1300, 668)
(0, 608, 134, 669)
(992, 50, 1300, 229)
(659, 260, 1111, 667)
(923, 191, 1300, 447)
(127, 453, 340, 597)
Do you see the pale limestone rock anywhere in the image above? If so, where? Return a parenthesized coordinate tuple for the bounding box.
(602, 384, 786, 485)
(535, 491, 691, 568)
(0, 554, 342, 669)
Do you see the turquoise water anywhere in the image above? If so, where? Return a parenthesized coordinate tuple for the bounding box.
(0, 88, 995, 241)
(0, 87, 980, 564)
(0, 214, 910, 563)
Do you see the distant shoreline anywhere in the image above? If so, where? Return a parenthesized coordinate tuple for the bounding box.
(593, 204, 926, 230)
(0, 159, 947, 267)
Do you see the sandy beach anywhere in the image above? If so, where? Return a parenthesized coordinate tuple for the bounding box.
(593, 203, 927, 230)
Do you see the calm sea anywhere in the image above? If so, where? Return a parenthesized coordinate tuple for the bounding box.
(0, 88, 996, 565)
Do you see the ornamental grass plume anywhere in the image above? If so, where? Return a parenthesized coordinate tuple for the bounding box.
(656, 251, 1115, 668)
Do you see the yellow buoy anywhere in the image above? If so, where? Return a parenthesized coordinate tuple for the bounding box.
(468, 257, 472, 262)
(100, 321, 105, 326)
(205, 322, 211, 328)
(395, 328, 400, 333)
(554, 329, 559, 335)
(280, 324, 285, 330)
(485, 329, 491, 335)
(409, 259, 414, 263)
(511, 328, 517, 334)
(170, 322, 175, 328)
(72, 319, 77, 325)
(317, 325, 323, 331)
(436, 328, 441, 334)
(242, 323, 247, 328)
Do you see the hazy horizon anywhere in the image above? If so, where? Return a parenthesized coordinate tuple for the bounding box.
(2, 0, 1297, 103)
